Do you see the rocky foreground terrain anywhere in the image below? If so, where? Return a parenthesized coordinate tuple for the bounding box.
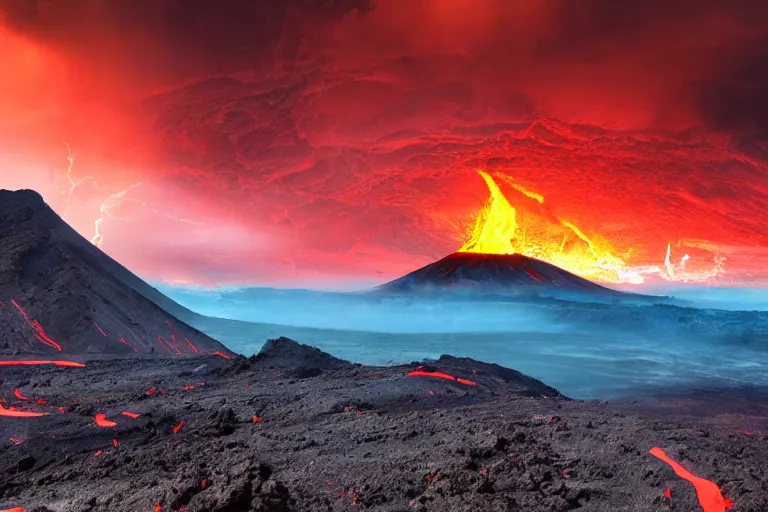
(1, 338, 767, 512)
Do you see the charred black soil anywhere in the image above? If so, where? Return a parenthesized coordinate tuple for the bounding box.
(1, 338, 767, 512)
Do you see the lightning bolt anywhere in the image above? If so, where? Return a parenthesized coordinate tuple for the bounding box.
(91, 183, 205, 248)
(59, 142, 204, 248)
(657, 241, 723, 282)
(62, 142, 95, 218)
(92, 182, 144, 247)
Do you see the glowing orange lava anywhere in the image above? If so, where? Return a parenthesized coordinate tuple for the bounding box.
(212, 352, 230, 359)
(94, 414, 117, 427)
(650, 447, 733, 512)
(458, 171, 724, 284)
(118, 337, 139, 353)
(121, 411, 140, 419)
(9, 437, 24, 445)
(13, 389, 28, 401)
(158, 334, 181, 355)
(0, 404, 48, 417)
(0, 507, 24, 512)
(407, 369, 477, 386)
(94, 450, 103, 457)
(93, 322, 107, 336)
(185, 338, 200, 354)
(11, 299, 63, 351)
(172, 421, 183, 434)
(166, 321, 179, 346)
(0, 360, 85, 367)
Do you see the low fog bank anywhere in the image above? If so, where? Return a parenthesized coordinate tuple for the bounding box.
(156, 284, 570, 334)
(157, 284, 768, 340)
(190, 315, 768, 400)
(651, 286, 768, 311)
(161, 284, 768, 399)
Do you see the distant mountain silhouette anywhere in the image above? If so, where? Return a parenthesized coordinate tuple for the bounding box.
(375, 252, 633, 299)
(0, 189, 234, 356)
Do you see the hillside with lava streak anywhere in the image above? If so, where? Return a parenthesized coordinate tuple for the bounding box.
(0, 189, 232, 356)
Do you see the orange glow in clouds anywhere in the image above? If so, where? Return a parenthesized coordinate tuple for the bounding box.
(459, 171, 725, 284)
(0, 1, 766, 287)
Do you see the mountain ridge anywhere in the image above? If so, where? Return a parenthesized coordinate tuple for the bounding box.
(0, 188, 233, 357)
(373, 251, 648, 300)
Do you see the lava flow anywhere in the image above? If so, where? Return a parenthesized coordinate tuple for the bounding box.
(95, 414, 117, 427)
(649, 447, 733, 512)
(458, 171, 723, 284)
(185, 337, 200, 354)
(118, 337, 139, 353)
(0, 404, 48, 417)
(158, 334, 182, 355)
(0, 360, 85, 367)
(407, 368, 477, 386)
(10, 299, 63, 351)
(93, 322, 107, 336)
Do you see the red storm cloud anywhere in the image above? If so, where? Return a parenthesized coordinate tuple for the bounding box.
(1, 0, 767, 288)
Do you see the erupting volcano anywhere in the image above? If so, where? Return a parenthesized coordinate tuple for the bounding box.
(458, 171, 636, 284)
(456, 170, 725, 285)
(379, 168, 729, 295)
(2, 2, 768, 512)
(380, 171, 655, 297)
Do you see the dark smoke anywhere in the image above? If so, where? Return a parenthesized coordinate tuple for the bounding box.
(2, 0, 766, 137)
(0, 0, 374, 82)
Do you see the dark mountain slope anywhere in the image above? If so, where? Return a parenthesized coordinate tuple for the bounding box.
(375, 252, 632, 299)
(0, 189, 233, 357)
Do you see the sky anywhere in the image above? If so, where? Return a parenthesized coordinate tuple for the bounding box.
(1, 0, 768, 289)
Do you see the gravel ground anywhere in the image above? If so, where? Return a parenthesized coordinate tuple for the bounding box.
(1, 338, 766, 512)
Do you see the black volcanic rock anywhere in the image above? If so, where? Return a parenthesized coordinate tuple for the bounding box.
(376, 252, 627, 298)
(2, 347, 767, 512)
(254, 337, 352, 377)
(434, 355, 564, 398)
(254, 338, 563, 401)
(0, 189, 233, 357)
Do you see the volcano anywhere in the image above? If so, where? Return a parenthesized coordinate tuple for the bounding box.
(0, 189, 233, 357)
(375, 252, 632, 299)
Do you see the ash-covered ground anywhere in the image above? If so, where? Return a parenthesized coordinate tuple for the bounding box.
(1, 338, 767, 512)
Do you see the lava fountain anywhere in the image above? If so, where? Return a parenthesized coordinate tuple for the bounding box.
(458, 171, 724, 285)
